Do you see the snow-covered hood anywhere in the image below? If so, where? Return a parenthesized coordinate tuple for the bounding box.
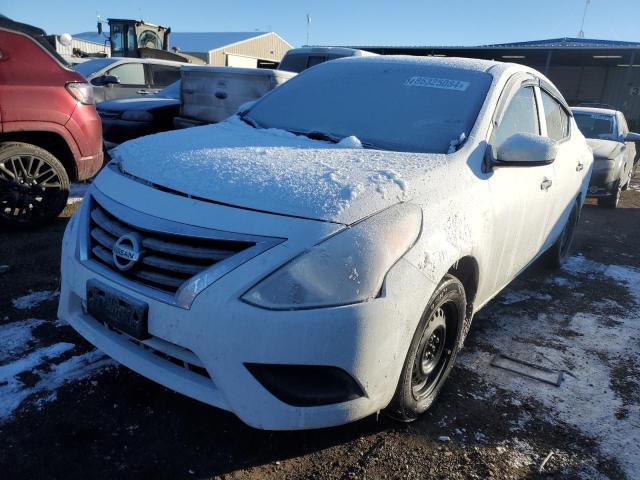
(112, 117, 447, 224)
(586, 138, 623, 160)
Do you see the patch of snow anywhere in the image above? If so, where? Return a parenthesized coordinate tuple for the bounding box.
(0, 343, 113, 423)
(500, 289, 552, 305)
(12, 290, 59, 310)
(337, 135, 363, 149)
(0, 319, 44, 363)
(461, 255, 640, 478)
(68, 182, 90, 205)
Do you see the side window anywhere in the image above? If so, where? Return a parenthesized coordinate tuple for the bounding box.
(493, 86, 539, 148)
(149, 65, 181, 87)
(540, 90, 569, 141)
(107, 63, 146, 85)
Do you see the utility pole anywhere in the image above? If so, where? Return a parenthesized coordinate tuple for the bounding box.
(578, 0, 591, 38)
(306, 14, 311, 46)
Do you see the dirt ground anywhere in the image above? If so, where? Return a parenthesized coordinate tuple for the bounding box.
(1, 172, 639, 479)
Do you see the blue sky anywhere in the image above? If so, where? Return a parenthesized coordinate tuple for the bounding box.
(5, 0, 639, 47)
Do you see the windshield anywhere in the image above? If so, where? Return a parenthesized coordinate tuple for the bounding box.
(75, 58, 119, 78)
(574, 112, 617, 141)
(245, 59, 492, 153)
(155, 80, 181, 99)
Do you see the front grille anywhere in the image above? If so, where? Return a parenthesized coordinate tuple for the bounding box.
(88, 199, 255, 294)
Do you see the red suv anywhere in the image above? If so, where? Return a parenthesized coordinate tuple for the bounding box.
(0, 16, 103, 227)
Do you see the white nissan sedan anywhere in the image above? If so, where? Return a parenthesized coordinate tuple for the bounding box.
(58, 56, 592, 430)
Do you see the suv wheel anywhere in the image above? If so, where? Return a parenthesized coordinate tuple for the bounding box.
(0, 142, 70, 228)
(387, 274, 466, 422)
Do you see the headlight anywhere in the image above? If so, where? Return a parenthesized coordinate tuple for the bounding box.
(242, 203, 422, 310)
(121, 110, 154, 122)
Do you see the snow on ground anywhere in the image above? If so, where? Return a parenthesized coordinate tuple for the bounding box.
(460, 255, 640, 478)
(0, 318, 114, 423)
(11, 290, 59, 310)
(0, 319, 43, 363)
(68, 182, 90, 205)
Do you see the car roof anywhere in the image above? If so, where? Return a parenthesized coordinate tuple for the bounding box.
(108, 57, 189, 67)
(333, 54, 512, 75)
(285, 46, 374, 56)
(571, 106, 619, 116)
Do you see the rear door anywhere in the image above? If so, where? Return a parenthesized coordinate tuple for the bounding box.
(103, 62, 148, 100)
(486, 78, 556, 289)
(538, 87, 578, 249)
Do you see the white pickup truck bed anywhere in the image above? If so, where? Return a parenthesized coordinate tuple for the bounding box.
(174, 66, 295, 128)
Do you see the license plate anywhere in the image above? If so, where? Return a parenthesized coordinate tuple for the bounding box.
(87, 279, 150, 340)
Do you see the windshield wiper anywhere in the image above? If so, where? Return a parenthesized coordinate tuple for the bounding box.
(239, 113, 258, 129)
(292, 130, 340, 143)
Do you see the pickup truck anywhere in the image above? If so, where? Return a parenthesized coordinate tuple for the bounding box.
(174, 47, 373, 128)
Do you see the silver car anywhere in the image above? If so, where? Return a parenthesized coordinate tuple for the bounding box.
(572, 107, 640, 208)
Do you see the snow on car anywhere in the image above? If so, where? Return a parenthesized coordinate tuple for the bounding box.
(58, 56, 593, 430)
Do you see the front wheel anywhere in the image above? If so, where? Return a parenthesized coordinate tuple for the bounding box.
(598, 181, 621, 209)
(0, 142, 70, 228)
(387, 274, 466, 422)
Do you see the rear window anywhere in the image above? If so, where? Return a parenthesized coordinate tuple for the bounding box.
(278, 53, 308, 73)
(574, 112, 617, 141)
(247, 59, 492, 153)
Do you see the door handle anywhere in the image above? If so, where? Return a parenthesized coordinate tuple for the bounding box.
(576, 162, 584, 172)
(136, 89, 151, 95)
(540, 177, 553, 191)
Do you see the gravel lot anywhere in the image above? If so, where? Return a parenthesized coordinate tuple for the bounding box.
(1, 173, 639, 479)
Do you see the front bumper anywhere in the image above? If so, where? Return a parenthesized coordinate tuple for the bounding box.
(58, 182, 433, 430)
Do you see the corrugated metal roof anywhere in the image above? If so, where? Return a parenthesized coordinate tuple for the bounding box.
(479, 37, 640, 48)
(325, 37, 640, 51)
(73, 31, 269, 52)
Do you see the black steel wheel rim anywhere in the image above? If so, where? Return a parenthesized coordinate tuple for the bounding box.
(0, 154, 65, 222)
(411, 303, 456, 400)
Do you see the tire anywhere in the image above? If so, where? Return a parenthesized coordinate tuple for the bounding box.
(386, 274, 466, 422)
(597, 181, 621, 209)
(545, 199, 580, 269)
(0, 142, 70, 228)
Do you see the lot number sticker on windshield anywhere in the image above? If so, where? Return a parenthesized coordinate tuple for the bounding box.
(404, 76, 470, 91)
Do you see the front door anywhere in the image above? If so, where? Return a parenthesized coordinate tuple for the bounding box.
(486, 81, 555, 291)
(103, 62, 148, 101)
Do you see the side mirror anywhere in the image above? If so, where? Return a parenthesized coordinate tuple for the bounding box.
(92, 75, 119, 86)
(494, 133, 558, 167)
(625, 132, 640, 142)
